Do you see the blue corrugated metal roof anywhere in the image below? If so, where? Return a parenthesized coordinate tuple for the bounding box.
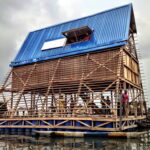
(11, 3, 135, 67)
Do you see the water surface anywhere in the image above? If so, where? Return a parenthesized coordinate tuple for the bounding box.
(0, 131, 150, 150)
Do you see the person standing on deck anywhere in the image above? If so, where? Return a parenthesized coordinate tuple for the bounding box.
(121, 90, 129, 117)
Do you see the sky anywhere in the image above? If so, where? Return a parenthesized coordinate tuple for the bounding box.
(0, 0, 150, 105)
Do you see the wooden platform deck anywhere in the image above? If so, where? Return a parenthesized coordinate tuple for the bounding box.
(0, 115, 146, 132)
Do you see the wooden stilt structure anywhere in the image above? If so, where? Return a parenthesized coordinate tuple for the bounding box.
(0, 4, 147, 134)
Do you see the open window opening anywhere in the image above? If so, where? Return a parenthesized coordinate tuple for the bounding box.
(62, 26, 93, 45)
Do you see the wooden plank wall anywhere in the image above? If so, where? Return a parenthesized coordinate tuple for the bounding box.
(123, 51, 140, 85)
(12, 49, 120, 92)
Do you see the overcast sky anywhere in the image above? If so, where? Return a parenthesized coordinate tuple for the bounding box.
(0, 0, 150, 104)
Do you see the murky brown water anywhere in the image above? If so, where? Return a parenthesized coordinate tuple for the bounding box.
(0, 131, 150, 150)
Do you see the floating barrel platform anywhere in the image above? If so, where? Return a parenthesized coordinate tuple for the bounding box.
(0, 115, 146, 137)
(34, 130, 148, 138)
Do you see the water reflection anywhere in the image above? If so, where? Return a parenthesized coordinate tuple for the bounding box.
(0, 131, 150, 150)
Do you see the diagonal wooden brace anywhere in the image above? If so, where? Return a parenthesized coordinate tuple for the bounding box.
(10, 63, 37, 117)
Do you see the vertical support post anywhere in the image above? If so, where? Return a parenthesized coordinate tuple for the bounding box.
(32, 92, 36, 117)
(71, 94, 76, 116)
(117, 49, 123, 129)
(116, 49, 122, 118)
(51, 94, 54, 115)
(91, 92, 94, 99)
(64, 94, 67, 116)
(30, 92, 32, 117)
(11, 92, 13, 109)
(45, 95, 48, 116)
(136, 88, 140, 116)
(111, 90, 113, 110)
(129, 84, 132, 116)
(132, 88, 137, 117)
(23, 94, 29, 114)
(140, 90, 144, 116)
(31, 92, 33, 111)
(115, 79, 120, 117)
(123, 81, 127, 90)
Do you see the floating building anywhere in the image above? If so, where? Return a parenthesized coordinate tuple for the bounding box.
(0, 3, 147, 134)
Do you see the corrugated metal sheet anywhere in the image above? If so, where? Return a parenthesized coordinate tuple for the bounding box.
(11, 3, 134, 67)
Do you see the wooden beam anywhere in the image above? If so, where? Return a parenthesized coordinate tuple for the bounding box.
(84, 50, 121, 80)
(23, 95, 29, 112)
(95, 121, 111, 128)
(90, 57, 116, 75)
(12, 70, 25, 86)
(25, 120, 35, 126)
(76, 120, 91, 128)
(41, 120, 54, 127)
(55, 120, 69, 127)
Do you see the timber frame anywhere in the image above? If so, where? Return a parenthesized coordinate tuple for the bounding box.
(0, 33, 147, 132)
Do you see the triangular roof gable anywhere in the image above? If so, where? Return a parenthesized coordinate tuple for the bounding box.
(130, 5, 137, 33)
(11, 3, 136, 67)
